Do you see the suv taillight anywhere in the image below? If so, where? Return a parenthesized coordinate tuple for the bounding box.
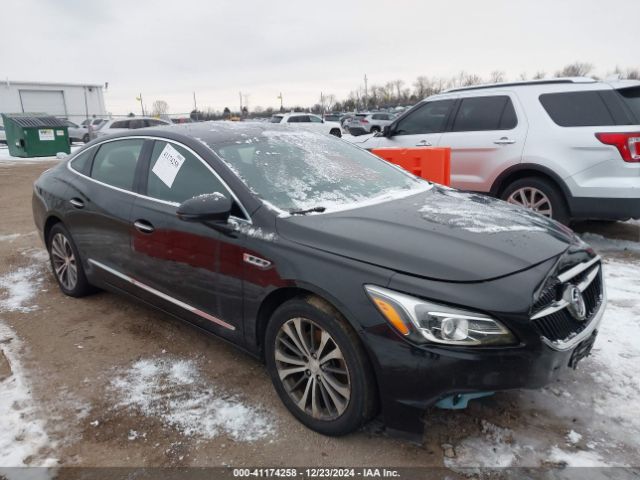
(360, 119, 369, 124)
(595, 133, 640, 162)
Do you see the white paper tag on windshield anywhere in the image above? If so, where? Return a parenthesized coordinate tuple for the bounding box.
(152, 143, 186, 188)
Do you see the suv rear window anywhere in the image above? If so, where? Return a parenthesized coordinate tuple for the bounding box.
(539, 90, 636, 126)
(452, 96, 517, 132)
(616, 86, 640, 123)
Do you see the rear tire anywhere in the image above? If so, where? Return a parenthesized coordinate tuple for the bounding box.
(47, 223, 95, 297)
(501, 177, 570, 225)
(265, 296, 376, 436)
(82, 134, 90, 143)
(329, 129, 341, 138)
(370, 126, 381, 133)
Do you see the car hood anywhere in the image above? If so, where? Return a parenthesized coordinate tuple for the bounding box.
(276, 187, 575, 282)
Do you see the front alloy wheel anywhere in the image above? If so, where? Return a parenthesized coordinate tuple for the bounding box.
(275, 317, 351, 420)
(265, 297, 376, 435)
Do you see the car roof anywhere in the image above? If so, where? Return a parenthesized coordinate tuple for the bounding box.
(443, 77, 598, 93)
(94, 121, 328, 146)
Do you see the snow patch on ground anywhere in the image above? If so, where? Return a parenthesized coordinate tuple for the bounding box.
(580, 232, 640, 254)
(548, 446, 610, 467)
(0, 322, 56, 470)
(110, 357, 275, 442)
(0, 265, 44, 312)
(0, 233, 22, 242)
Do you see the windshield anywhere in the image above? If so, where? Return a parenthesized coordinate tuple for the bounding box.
(617, 86, 640, 123)
(270, 116, 283, 123)
(210, 130, 428, 213)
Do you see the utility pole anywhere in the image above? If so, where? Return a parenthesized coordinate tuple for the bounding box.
(239, 91, 243, 115)
(320, 92, 324, 118)
(364, 74, 368, 111)
(137, 93, 145, 116)
(278, 92, 283, 112)
(193, 91, 198, 121)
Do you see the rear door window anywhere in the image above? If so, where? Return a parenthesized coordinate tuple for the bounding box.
(452, 96, 517, 132)
(91, 139, 144, 191)
(539, 90, 635, 126)
(110, 120, 129, 129)
(394, 100, 455, 135)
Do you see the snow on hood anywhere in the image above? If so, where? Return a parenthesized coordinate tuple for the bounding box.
(418, 188, 558, 234)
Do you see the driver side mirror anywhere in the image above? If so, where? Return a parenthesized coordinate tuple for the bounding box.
(177, 193, 232, 223)
(382, 125, 393, 137)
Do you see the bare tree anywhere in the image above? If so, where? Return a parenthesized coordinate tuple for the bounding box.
(151, 100, 169, 116)
(413, 76, 430, 99)
(555, 62, 594, 78)
(489, 70, 505, 83)
(533, 71, 547, 80)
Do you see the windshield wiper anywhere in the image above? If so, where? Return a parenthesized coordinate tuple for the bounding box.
(289, 206, 327, 215)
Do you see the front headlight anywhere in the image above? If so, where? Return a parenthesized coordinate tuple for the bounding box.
(364, 285, 516, 346)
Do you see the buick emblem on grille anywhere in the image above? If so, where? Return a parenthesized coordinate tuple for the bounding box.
(563, 284, 587, 321)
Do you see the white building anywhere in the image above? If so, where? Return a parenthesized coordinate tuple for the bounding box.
(0, 80, 107, 125)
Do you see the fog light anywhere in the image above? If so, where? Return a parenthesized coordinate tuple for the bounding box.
(441, 317, 469, 340)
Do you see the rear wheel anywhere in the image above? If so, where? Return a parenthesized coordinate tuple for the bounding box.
(265, 296, 376, 435)
(82, 133, 90, 143)
(370, 126, 381, 133)
(47, 223, 94, 297)
(329, 128, 342, 138)
(501, 177, 569, 224)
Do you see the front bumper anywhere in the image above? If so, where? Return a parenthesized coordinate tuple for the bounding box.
(364, 294, 607, 436)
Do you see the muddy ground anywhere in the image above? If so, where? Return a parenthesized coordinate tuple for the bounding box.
(1, 161, 639, 477)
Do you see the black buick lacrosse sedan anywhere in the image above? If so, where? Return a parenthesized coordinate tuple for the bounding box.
(33, 123, 606, 437)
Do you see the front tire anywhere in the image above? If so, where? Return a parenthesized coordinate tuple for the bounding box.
(47, 223, 94, 297)
(501, 177, 570, 225)
(265, 296, 376, 436)
(329, 128, 341, 138)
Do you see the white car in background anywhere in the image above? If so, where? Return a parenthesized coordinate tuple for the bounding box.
(269, 112, 342, 137)
(95, 117, 172, 137)
(61, 119, 91, 143)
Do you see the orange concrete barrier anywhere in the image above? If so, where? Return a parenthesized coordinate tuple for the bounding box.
(371, 147, 451, 186)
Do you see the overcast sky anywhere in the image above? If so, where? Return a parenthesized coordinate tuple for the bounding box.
(1, 0, 638, 115)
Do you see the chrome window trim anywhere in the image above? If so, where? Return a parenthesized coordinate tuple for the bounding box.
(88, 259, 236, 331)
(66, 135, 252, 223)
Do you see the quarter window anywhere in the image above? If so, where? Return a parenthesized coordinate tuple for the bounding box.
(69, 149, 93, 175)
(91, 139, 144, 191)
(452, 96, 517, 132)
(394, 100, 455, 135)
(146, 141, 230, 205)
(309, 115, 322, 123)
(539, 91, 635, 127)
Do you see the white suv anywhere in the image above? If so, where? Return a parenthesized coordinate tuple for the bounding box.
(348, 78, 640, 223)
(269, 113, 343, 137)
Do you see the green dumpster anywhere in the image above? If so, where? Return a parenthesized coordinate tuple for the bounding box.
(1, 113, 70, 158)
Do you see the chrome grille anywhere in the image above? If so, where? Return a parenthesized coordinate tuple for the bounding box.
(531, 256, 603, 343)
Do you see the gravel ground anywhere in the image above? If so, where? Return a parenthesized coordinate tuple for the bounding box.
(1, 159, 639, 477)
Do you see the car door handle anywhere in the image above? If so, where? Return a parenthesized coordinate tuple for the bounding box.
(494, 137, 516, 145)
(133, 220, 155, 234)
(415, 140, 433, 146)
(69, 198, 85, 209)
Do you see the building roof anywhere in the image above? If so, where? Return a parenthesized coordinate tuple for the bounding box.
(3, 80, 104, 89)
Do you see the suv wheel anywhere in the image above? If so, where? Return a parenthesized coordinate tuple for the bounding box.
(501, 177, 569, 224)
(370, 126, 381, 133)
(329, 128, 341, 138)
(47, 223, 95, 297)
(265, 296, 376, 436)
